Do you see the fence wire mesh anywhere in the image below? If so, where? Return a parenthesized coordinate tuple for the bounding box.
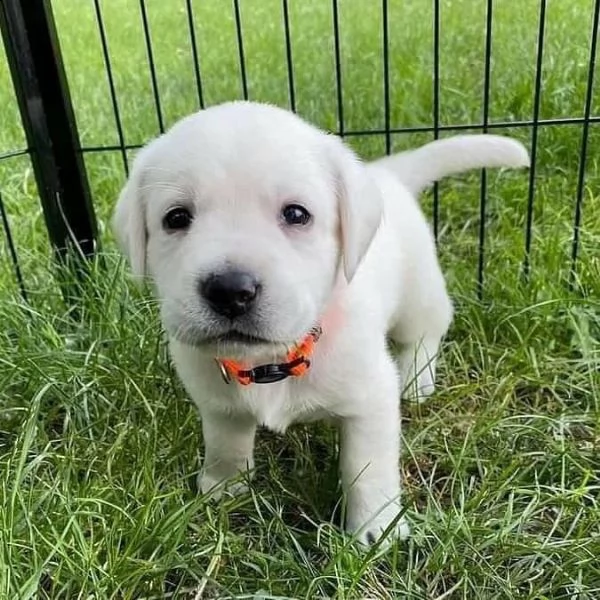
(0, 0, 599, 305)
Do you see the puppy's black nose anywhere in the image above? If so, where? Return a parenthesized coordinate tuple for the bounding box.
(200, 271, 260, 318)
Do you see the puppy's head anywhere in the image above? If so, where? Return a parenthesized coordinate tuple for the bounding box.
(113, 102, 382, 353)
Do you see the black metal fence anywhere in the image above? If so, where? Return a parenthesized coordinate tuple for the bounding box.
(0, 0, 598, 305)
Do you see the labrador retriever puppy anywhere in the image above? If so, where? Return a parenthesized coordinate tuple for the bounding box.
(113, 101, 529, 545)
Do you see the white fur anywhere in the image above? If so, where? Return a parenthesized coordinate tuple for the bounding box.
(113, 101, 529, 546)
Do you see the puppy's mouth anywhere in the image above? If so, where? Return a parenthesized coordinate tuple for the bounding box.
(212, 330, 273, 346)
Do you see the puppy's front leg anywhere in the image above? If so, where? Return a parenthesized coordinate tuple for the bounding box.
(340, 374, 409, 545)
(199, 409, 256, 499)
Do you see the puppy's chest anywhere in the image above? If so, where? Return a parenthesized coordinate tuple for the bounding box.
(236, 382, 327, 433)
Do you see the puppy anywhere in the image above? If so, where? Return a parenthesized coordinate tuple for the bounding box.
(113, 101, 529, 545)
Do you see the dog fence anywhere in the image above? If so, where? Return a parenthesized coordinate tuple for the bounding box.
(0, 0, 598, 305)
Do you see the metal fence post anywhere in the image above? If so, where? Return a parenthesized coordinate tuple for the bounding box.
(0, 0, 98, 262)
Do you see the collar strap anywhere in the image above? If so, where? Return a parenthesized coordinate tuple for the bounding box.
(216, 325, 322, 385)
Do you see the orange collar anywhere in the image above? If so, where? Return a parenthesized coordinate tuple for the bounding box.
(215, 325, 322, 385)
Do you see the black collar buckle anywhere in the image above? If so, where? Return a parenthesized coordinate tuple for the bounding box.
(242, 357, 308, 384)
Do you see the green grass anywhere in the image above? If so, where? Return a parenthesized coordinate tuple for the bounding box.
(1, 0, 599, 597)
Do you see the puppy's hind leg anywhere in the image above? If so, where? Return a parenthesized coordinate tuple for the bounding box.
(391, 290, 453, 403)
(396, 336, 443, 402)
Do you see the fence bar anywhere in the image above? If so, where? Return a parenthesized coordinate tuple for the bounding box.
(93, 0, 128, 176)
(341, 115, 600, 135)
(233, 0, 248, 100)
(77, 115, 600, 156)
(432, 0, 441, 240)
(477, 0, 493, 300)
(570, 0, 600, 283)
(523, 0, 547, 280)
(0, 148, 30, 161)
(139, 0, 164, 133)
(0, 189, 28, 302)
(382, 0, 391, 155)
(282, 0, 296, 112)
(186, 0, 205, 110)
(332, 0, 344, 136)
(0, 0, 97, 259)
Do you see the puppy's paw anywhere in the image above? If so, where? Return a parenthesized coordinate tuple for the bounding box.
(402, 370, 435, 403)
(350, 514, 411, 547)
(197, 470, 249, 500)
(346, 498, 410, 548)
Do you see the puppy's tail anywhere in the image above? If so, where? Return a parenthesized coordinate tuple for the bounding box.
(372, 135, 530, 196)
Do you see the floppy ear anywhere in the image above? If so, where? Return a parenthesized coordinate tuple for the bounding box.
(328, 137, 383, 282)
(112, 151, 148, 279)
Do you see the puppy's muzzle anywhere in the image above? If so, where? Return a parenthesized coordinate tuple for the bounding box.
(200, 270, 260, 318)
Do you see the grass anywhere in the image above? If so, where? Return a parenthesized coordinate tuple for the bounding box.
(0, 0, 599, 597)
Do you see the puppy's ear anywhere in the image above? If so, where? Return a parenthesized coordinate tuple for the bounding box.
(328, 137, 383, 282)
(112, 151, 148, 279)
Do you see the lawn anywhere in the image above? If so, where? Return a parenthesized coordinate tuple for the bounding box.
(1, 0, 599, 598)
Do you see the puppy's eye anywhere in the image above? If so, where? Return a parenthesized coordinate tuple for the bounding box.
(281, 204, 311, 226)
(163, 207, 193, 231)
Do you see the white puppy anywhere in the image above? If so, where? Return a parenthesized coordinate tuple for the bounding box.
(113, 101, 528, 545)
